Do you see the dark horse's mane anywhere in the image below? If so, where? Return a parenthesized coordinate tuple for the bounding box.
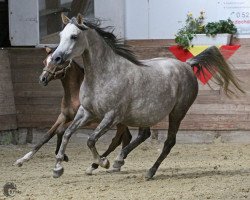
(69, 17, 144, 66)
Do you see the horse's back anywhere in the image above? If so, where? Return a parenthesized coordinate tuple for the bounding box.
(142, 58, 197, 90)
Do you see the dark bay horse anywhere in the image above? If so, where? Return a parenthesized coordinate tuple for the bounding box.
(14, 48, 142, 173)
(51, 14, 244, 179)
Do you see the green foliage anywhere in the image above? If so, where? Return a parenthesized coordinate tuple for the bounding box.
(205, 19, 237, 36)
(175, 30, 194, 49)
(175, 12, 237, 49)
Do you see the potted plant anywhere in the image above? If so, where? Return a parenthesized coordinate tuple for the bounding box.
(175, 11, 237, 49)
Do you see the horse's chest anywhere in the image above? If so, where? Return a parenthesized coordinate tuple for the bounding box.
(61, 100, 80, 120)
(80, 95, 114, 117)
(62, 107, 77, 120)
(92, 98, 114, 116)
(79, 84, 122, 117)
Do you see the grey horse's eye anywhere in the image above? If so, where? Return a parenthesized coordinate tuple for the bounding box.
(71, 35, 78, 40)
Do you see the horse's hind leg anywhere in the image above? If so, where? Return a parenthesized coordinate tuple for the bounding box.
(145, 99, 197, 179)
(145, 78, 198, 179)
(86, 124, 132, 175)
(110, 127, 151, 172)
(145, 113, 181, 179)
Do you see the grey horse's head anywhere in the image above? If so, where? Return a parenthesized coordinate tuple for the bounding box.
(51, 14, 88, 65)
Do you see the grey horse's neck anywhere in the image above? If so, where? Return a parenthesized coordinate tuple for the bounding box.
(81, 29, 122, 81)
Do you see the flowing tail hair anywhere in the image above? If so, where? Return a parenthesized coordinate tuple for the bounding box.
(186, 46, 244, 96)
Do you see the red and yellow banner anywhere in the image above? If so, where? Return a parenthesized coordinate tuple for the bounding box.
(169, 45, 240, 84)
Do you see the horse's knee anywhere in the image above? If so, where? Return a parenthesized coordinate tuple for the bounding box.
(166, 136, 176, 148)
(56, 153, 64, 161)
(63, 130, 71, 140)
(125, 128, 133, 141)
(145, 128, 151, 138)
(171, 137, 176, 147)
(87, 137, 95, 148)
(139, 127, 151, 141)
(121, 128, 132, 146)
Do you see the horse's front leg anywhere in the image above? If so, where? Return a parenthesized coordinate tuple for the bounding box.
(53, 105, 93, 178)
(86, 110, 118, 172)
(55, 121, 73, 162)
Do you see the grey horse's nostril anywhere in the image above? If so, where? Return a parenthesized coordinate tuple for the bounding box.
(55, 56, 61, 63)
(42, 76, 46, 82)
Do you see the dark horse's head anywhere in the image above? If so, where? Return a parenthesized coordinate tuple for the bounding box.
(39, 47, 71, 86)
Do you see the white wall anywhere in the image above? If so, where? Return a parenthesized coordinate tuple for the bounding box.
(39, 0, 45, 10)
(125, 0, 218, 39)
(94, 0, 125, 38)
(9, 0, 39, 46)
(125, 0, 149, 39)
(125, 0, 250, 39)
(148, 0, 217, 39)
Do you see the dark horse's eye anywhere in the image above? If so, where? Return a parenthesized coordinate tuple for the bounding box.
(71, 35, 78, 40)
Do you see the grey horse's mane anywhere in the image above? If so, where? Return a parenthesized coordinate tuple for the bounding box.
(69, 17, 144, 66)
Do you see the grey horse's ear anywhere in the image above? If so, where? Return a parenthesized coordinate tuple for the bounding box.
(45, 47, 52, 54)
(76, 13, 84, 25)
(61, 13, 70, 25)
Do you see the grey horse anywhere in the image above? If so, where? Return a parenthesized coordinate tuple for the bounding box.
(51, 14, 244, 179)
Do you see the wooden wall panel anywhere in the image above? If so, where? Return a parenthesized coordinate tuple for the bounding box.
(0, 50, 17, 130)
(9, 48, 62, 128)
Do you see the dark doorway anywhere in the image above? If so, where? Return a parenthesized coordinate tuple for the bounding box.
(0, 0, 10, 47)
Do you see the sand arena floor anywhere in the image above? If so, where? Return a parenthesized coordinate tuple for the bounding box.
(0, 133, 250, 200)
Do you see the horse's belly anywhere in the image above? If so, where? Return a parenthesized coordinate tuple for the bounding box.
(123, 105, 172, 127)
(124, 113, 167, 127)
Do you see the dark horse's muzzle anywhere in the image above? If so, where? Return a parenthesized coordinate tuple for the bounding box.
(39, 72, 49, 86)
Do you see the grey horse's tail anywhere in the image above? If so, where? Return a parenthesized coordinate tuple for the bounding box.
(186, 46, 244, 96)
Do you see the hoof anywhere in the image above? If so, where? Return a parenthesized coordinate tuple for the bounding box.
(91, 163, 99, 170)
(63, 154, 69, 162)
(145, 175, 154, 181)
(107, 167, 121, 173)
(85, 166, 95, 175)
(145, 169, 155, 180)
(100, 157, 110, 169)
(113, 160, 125, 169)
(53, 166, 64, 178)
(13, 160, 23, 167)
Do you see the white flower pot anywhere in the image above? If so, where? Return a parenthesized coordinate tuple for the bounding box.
(191, 34, 232, 46)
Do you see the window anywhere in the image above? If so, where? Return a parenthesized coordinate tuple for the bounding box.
(9, 0, 94, 46)
(39, 0, 94, 45)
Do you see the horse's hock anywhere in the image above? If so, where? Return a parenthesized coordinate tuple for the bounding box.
(1, 41, 250, 144)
